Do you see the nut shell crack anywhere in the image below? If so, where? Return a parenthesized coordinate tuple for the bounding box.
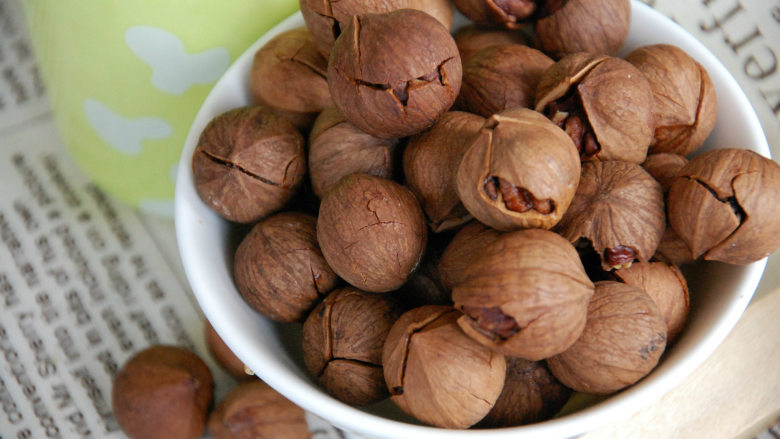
(198, 149, 281, 187)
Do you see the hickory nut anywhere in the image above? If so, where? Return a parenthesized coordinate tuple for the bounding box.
(453, 0, 538, 28)
(547, 281, 667, 395)
(249, 27, 331, 126)
(535, 0, 631, 58)
(309, 107, 398, 198)
(453, 229, 595, 360)
(454, 24, 533, 63)
(555, 160, 665, 271)
(303, 287, 403, 406)
(317, 173, 427, 293)
(626, 44, 717, 156)
(438, 220, 502, 290)
(208, 380, 310, 439)
(477, 357, 572, 428)
(382, 305, 506, 428)
(112, 346, 214, 439)
(233, 212, 338, 322)
(535, 53, 655, 163)
(668, 148, 780, 264)
(300, 0, 454, 57)
(403, 111, 485, 232)
(614, 261, 689, 343)
(205, 322, 251, 380)
(192, 107, 305, 223)
(327, 9, 462, 139)
(457, 44, 554, 117)
(456, 108, 580, 231)
(642, 153, 689, 194)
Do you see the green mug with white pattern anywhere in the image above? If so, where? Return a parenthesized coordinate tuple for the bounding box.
(21, 0, 299, 216)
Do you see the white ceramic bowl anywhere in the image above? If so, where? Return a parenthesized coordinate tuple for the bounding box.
(175, 2, 770, 438)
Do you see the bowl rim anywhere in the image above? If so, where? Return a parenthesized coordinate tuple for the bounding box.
(175, 2, 770, 438)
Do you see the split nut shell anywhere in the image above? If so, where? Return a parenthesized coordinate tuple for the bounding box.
(327, 9, 462, 139)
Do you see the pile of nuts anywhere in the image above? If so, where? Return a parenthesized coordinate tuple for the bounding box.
(188, 0, 780, 431)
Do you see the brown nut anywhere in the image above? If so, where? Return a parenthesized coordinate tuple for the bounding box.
(249, 27, 331, 123)
(192, 107, 305, 223)
(454, 24, 533, 63)
(667, 148, 780, 264)
(453, 229, 595, 360)
(303, 287, 404, 406)
(535, 53, 655, 163)
(654, 225, 695, 266)
(642, 153, 688, 194)
(234, 212, 338, 322)
(453, 0, 538, 28)
(457, 44, 554, 117)
(327, 9, 462, 139)
(309, 107, 399, 198)
(555, 161, 666, 271)
(395, 233, 452, 308)
(438, 220, 502, 290)
(613, 261, 689, 343)
(208, 380, 310, 439)
(205, 321, 252, 380)
(477, 357, 572, 428)
(626, 44, 717, 156)
(300, 0, 454, 58)
(456, 108, 580, 231)
(403, 111, 485, 232)
(112, 345, 214, 439)
(546, 281, 667, 395)
(535, 0, 631, 58)
(317, 173, 427, 293)
(382, 305, 506, 428)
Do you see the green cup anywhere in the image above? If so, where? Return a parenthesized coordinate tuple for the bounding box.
(22, 0, 299, 217)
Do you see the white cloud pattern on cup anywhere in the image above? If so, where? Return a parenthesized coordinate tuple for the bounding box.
(125, 26, 230, 95)
(83, 99, 172, 155)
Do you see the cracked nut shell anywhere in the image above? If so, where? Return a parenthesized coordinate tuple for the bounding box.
(317, 173, 427, 293)
(667, 148, 780, 264)
(249, 27, 331, 121)
(192, 107, 305, 223)
(535, 0, 631, 58)
(453, 229, 595, 360)
(382, 305, 506, 428)
(205, 321, 251, 380)
(546, 281, 667, 395)
(309, 107, 399, 198)
(613, 261, 689, 343)
(477, 357, 572, 428)
(327, 9, 462, 139)
(456, 108, 580, 231)
(300, 0, 454, 58)
(303, 287, 403, 406)
(457, 44, 554, 117)
(403, 111, 485, 232)
(535, 53, 655, 163)
(112, 345, 214, 439)
(555, 160, 665, 271)
(626, 44, 717, 156)
(234, 212, 338, 322)
(208, 380, 310, 439)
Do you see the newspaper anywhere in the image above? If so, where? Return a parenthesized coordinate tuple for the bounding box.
(0, 0, 778, 438)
